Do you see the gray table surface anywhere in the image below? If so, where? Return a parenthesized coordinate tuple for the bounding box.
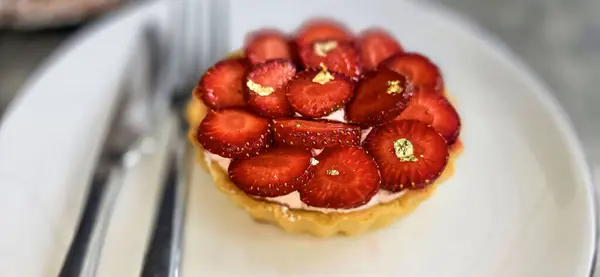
(0, 0, 599, 274)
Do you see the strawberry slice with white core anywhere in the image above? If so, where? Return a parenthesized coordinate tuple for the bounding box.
(295, 18, 353, 46)
(345, 68, 413, 126)
(286, 65, 354, 118)
(299, 40, 361, 79)
(244, 59, 296, 118)
(245, 29, 292, 65)
(364, 120, 449, 191)
(195, 58, 247, 109)
(381, 52, 444, 92)
(394, 90, 461, 144)
(357, 28, 403, 70)
(229, 146, 313, 197)
(272, 118, 361, 148)
(196, 109, 271, 158)
(299, 146, 380, 209)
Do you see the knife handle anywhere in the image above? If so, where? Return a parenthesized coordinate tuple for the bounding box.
(59, 166, 125, 277)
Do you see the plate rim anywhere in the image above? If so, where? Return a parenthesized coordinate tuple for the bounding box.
(419, 1, 598, 275)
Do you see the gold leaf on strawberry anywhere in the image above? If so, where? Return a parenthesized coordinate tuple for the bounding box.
(364, 120, 449, 191)
(244, 59, 296, 118)
(286, 65, 354, 118)
(381, 52, 444, 93)
(345, 68, 414, 127)
(299, 40, 362, 79)
(299, 146, 380, 209)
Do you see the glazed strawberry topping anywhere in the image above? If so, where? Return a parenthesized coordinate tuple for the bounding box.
(345, 68, 413, 126)
(394, 91, 461, 144)
(299, 146, 380, 209)
(244, 59, 296, 118)
(245, 29, 292, 65)
(193, 21, 463, 210)
(286, 67, 354, 118)
(357, 28, 403, 70)
(229, 146, 313, 197)
(299, 40, 361, 79)
(195, 58, 247, 109)
(294, 18, 353, 46)
(197, 109, 271, 158)
(272, 118, 360, 148)
(364, 120, 449, 191)
(381, 52, 444, 92)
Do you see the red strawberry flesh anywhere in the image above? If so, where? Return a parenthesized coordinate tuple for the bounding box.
(197, 109, 271, 158)
(229, 146, 312, 197)
(244, 59, 296, 118)
(295, 18, 353, 46)
(364, 120, 449, 191)
(245, 29, 292, 65)
(381, 52, 443, 92)
(299, 146, 380, 209)
(299, 40, 361, 79)
(358, 28, 403, 70)
(345, 68, 413, 126)
(272, 118, 360, 148)
(195, 58, 247, 109)
(394, 91, 461, 144)
(286, 69, 354, 118)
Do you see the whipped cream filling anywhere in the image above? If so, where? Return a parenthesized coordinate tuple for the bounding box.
(202, 109, 406, 213)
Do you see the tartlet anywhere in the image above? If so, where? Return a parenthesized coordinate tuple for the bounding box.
(186, 19, 463, 236)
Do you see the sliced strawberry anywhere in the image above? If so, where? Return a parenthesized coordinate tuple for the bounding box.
(380, 52, 444, 92)
(228, 146, 312, 197)
(295, 18, 353, 46)
(272, 118, 360, 148)
(286, 68, 354, 118)
(394, 91, 461, 144)
(357, 28, 403, 71)
(196, 109, 271, 158)
(299, 40, 361, 79)
(195, 58, 248, 109)
(244, 59, 296, 118)
(364, 120, 449, 191)
(345, 68, 413, 126)
(299, 146, 380, 209)
(245, 29, 292, 65)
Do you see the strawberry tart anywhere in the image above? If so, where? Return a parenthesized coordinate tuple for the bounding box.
(186, 18, 462, 236)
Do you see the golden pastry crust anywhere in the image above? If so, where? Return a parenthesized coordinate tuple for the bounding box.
(186, 96, 462, 237)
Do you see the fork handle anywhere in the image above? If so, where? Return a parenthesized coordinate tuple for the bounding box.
(140, 121, 191, 277)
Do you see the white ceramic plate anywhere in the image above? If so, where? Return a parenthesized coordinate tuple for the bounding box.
(0, 1, 596, 277)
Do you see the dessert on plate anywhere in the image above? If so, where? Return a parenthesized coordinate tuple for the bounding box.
(186, 18, 463, 236)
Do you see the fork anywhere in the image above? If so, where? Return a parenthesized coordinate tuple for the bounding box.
(139, 1, 230, 276)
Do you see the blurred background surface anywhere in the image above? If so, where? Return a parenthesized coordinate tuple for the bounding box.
(0, 0, 599, 159)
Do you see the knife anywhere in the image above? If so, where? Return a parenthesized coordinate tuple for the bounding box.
(58, 27, 158, 277)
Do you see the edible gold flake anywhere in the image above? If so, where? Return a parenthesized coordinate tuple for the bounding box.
(386, 80, 403, 95)
(312, 63, 335, 85)
(313, 41, 338, 57)
(310, 157, 320, 166)
(326, 169, 340, 176)
(393, 138, 418, 162)
(246, 79, 274, 96)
